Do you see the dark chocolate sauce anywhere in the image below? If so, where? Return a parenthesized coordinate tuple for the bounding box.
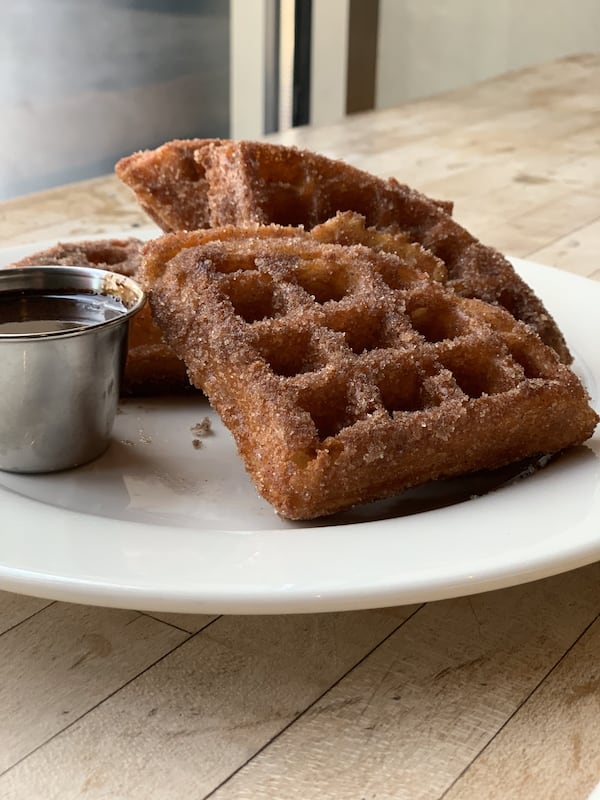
(0, 291, 126, 335)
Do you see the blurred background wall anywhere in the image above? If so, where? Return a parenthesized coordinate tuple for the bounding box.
(375, 0, 600, 110)
(2, 0, 598, 199)
(1, 0, 229, 199)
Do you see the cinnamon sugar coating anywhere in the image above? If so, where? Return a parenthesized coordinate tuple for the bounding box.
(115, 139, 219, 233)
(312, 212, 448, 283)
(11, 237, 144, 276)
(116, 139, 570, 362)
(8, 238, 189, 396)
(140, 226, 597, 520)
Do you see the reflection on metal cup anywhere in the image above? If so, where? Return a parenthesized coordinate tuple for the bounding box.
(0, 265, 145, 473)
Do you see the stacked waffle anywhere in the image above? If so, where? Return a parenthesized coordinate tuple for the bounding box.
(117, 138, 571, 361)
(117, 139, 596, 518)
(11, 139, 598, 517)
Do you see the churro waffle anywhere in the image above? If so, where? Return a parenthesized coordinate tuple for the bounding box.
(11, 237, 144, 275)
(8, 238, 189, 396)
(116, 139, 570, 362)
(115, 139, 219, 234)
(140, 226, 597, 520)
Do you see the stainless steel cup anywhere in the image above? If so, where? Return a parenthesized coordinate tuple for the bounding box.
(0, 265, 145, 473)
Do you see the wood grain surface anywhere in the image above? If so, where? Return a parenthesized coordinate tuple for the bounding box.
(0, 54, 599, 800)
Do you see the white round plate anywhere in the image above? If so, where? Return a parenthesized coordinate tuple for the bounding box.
(1, 242, 599, 614)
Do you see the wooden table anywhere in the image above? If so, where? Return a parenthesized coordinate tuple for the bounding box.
(1, 54, 599, 800)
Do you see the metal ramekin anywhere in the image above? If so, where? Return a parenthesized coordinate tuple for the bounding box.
(0, 265, 145, 473)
